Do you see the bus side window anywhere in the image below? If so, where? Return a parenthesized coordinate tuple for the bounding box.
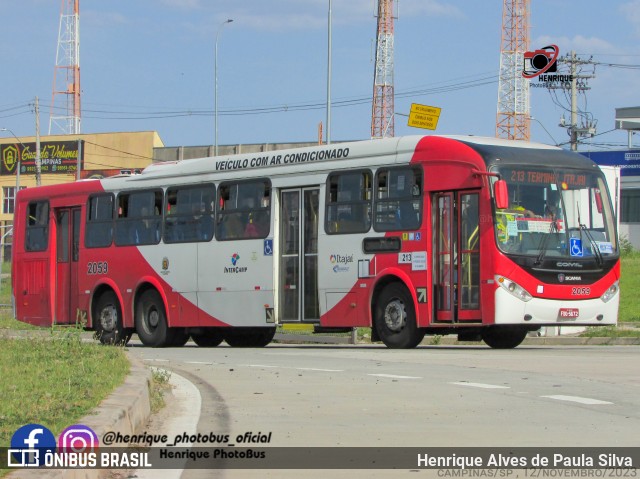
(373, 167, 422, 232)
(25, 201, 50, 252)
(164, 184, 215, 243)
(216, 180, 271, 241)
(86, 194, 114, 248)
(325, 170, 372, 234)
(115, 190, 162, 246)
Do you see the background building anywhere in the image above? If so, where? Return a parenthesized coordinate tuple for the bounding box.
(0, 131, 163, 260)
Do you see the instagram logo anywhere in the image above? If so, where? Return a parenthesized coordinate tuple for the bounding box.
(58, 425, 99, 453)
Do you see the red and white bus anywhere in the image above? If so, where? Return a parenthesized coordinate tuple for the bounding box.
(11, 135, 620, 349)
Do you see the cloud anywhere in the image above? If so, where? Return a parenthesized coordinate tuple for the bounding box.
(83, 10, 129, 28)
(620, 0, 640, 37)
(160, 0, 202, 10)
(399, 0, 464, 18)
(216, 0, 462, 33)
(534, 35, 618, 56)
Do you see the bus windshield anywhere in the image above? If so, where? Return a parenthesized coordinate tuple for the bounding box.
(492, 166, 618, 261)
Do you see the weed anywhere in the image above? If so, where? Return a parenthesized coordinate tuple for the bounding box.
(149, 368, 172, 413)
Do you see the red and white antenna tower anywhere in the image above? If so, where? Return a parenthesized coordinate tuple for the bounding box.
(496, 0, 530, 141)
(371, 0, 395, 139)
(49, 0, 81, 135)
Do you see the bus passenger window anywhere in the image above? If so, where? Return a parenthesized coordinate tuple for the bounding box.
(25, 201, 50, 252)
(164, 184, 215, 243)
(115, 190, 162, 246)
(86, 194, 114, 248)
(325, 171, 372, 234)
(216, 180, 271, 241)
(374, 167, 422, 232)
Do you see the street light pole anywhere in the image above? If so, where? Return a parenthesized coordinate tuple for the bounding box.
(215, 19, 233, 157)
(326, 0, 332, 145)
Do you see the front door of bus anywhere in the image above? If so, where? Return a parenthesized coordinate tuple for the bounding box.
(279, 188, 320, 322)
(55, 208, 81, 324)
(434, 191, 481, 322)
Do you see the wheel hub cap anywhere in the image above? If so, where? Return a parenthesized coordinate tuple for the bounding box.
(100, 306, 117, 332)
(384, 299, 406, 332)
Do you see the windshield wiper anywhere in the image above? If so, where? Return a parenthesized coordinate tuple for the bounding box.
(575, 203, 603, 268)
(534, 218, 557, 266)
(579, 223, 604, 268)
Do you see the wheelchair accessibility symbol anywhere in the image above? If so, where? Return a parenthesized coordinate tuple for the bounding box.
(264, 239, 273, 256)
(570, 238, 583, 257)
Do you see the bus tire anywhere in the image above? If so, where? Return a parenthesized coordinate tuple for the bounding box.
(224, 327, 276, 348)
(168, 328, 190, 347)
(374, 283, 425, 349)
(191, 329, 224, 347)
(94, 291, 131, 345)
(135, 289, 173, 347)
(481, 326, 528, 349)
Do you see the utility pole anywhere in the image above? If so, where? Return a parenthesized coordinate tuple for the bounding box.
(553, 51, 596, 150)
(35, 96, 41, 186)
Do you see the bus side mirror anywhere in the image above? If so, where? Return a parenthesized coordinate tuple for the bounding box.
(494, 179, 509, 210)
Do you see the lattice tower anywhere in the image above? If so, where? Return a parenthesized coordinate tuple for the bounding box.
(371, 0, 395, 139)
(496, 0, 530, 140)
(49, 0, 81, 135)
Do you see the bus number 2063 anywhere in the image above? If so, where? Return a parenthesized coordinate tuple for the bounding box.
(87, 262, 109, 275)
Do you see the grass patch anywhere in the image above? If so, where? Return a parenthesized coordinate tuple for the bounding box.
(580, 326, 640, 338)
(0, 330, 129, 453)
(619, 253, 640, 323)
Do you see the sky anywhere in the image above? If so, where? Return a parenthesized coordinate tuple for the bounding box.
(1, 0, 639, 153)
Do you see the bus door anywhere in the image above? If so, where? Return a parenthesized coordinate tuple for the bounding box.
(278, 188, 320, 322)
(434, 191, 481, 322)
(55, 207, 81, 324)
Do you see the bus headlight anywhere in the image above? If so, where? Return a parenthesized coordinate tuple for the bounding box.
(600, 281, 619, 303)
(495, 275, 533, 302)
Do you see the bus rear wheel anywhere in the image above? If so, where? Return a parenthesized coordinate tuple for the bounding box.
(481, 326, 528, 349)
(374, 283, 425, 349)
(94, 291, 131, 345)
(224, 327, 276, 348)
(190, 329, 225, 347)
(135, 290, 173, 347)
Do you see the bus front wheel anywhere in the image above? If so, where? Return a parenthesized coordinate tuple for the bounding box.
(374, 283, 425, 349)
(94, 291, 131, 345)
(135, 290, 173, 347)
(481, 326, 528, 349)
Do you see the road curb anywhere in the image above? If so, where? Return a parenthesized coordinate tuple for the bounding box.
(7, 352, 152, 479)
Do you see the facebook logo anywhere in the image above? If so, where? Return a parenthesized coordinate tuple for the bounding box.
(9, 424, 56, 467)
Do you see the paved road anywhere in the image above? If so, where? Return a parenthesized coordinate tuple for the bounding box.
(130, 343, 640, 478)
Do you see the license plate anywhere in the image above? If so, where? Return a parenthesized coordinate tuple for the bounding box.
(559, 308, 579, 319)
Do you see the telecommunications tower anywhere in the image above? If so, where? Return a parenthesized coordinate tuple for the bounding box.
(371, 0, 395, 139)
(49, 0, 81, 135)
(496, 0, 530, 141)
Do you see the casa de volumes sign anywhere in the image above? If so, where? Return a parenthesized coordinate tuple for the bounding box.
(1, 140, 85, 176)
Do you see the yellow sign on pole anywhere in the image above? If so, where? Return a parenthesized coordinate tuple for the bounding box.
(408, 103, 441, 130)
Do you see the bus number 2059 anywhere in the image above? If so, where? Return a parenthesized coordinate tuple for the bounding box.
(87, 262, 109, 275)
